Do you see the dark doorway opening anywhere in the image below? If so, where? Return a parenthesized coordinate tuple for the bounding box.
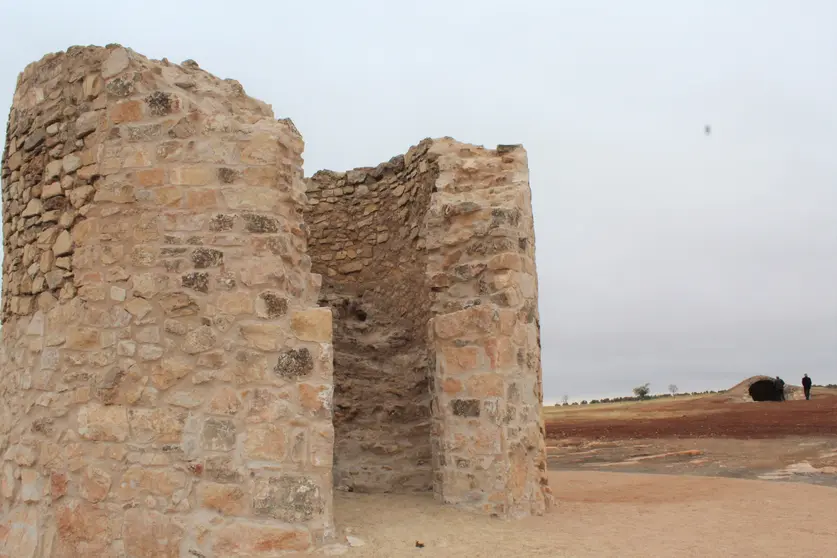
(748, 380, 784, 402)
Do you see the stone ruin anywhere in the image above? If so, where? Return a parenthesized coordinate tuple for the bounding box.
(0, 45, 552, 557)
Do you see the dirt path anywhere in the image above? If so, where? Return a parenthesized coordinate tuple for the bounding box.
(322, 471, 837, 557)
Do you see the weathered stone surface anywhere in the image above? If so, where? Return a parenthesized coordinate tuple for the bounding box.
(242, 212, 280, 233)
(75, 110, 100, 138)
(252, 475, 325, 522)
(290, 308, 332, 342)
(201, 417, 237, 451)
(452, 399, 481, 417)
(123, 509, 183, 558)
(80, 467, 112, 502)
(191, 247, 223, 268)
(247, 388, 291, 423)
(182, 325, 216, 354)
(54, 501, 114, 556)
(182, 271, 209, 293)
(217, 291, 254, 315)
(205, 455, 242, 484)
(213, 521, 311, 557)
(22, 199, 43, 218)
(24, 129, 46, 151)
(102, 47, 130, 78)
(125, 297, 153, 319)
(129, 408, 185, 443)
(0, 507, 38, 558)
(209, 387, 243, 415)
(256, 291, 288, 319)
(62, 153, 82, 173)
(151, 357, 192, 389)
(199, 482, 246, 515)
(53, 229, 73, 256)
(240, 323, 285, 351)
(274, 347, 313, 380)
(20, 469, 43, 502)
(116, 467, 186, 500)
(244, 423, 286, 461)
(51, 472, 69, 500)
(159, 291, 199, 316)
(78, 404, 129, 441)
(299, 383, 331, 416)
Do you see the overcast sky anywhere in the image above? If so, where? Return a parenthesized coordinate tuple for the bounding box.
(2, 0, 835, 402)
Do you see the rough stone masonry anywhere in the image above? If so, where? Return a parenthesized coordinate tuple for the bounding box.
(0, 45, 552, 557)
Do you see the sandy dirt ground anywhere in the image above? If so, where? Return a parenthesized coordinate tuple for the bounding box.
(320, 470, 837, 557)
(308, 392, 837, 557)
(548, 437, 837, 486)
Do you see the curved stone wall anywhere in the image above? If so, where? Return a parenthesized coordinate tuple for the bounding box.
(424, 139, 550, 517)
(1, 44, 551, 557)
(0, 46, 334, 557)
(305, 141, 437, 493)
(307, 139, 552, 516)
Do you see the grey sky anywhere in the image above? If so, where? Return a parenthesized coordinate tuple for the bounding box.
(2, 0, 836, 402)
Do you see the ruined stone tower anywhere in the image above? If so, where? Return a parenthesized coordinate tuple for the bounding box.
(0, 45, 551, 557)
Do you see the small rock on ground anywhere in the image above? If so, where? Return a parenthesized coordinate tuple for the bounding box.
(346, 536, 366, 547)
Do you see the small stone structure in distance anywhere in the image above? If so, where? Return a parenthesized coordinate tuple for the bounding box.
(0, 45, 552, 557)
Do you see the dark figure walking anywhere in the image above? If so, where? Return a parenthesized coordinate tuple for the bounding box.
(774, 376, 786, 401)
(802, 374, 812, 400)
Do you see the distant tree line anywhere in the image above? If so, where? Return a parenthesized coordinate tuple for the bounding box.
(555, 390, 721, 406)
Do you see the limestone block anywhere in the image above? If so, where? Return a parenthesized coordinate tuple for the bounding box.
(290, 308, 332, 342)
(101, 47, 130, 78)
(123, 509, 182, 558)
(77, 404, 129, 441)
(244, 423, 287, 461)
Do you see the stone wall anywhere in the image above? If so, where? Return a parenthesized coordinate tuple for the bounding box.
(305, 142, 436, 493)
(425, 139, 551, 517)
(0, 45, 334, 557)
(307, 139, 552, 516)
(1, 43, 552, 558)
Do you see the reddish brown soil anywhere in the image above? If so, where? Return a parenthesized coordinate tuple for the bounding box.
(546, 395, 837, 440)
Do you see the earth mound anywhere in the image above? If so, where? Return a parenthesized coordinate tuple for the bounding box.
(727, 376, 802, 401)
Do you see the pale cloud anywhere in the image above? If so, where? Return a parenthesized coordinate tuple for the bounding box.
(2, 0, 835, 400)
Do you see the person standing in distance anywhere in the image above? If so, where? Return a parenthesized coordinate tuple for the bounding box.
(774, 376, 786, 401)
(802, 374, 813, 400)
